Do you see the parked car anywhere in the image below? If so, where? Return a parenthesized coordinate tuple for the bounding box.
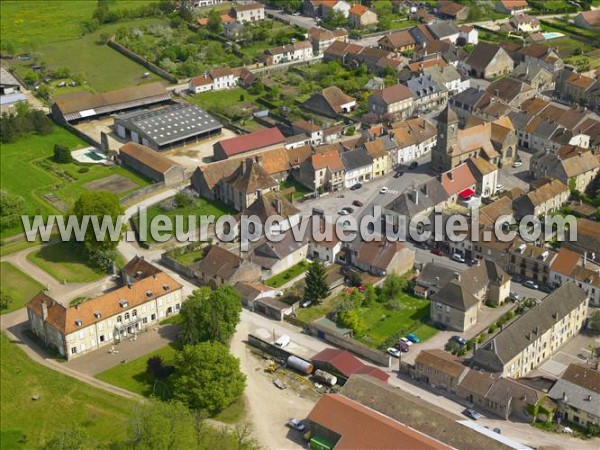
(288, 419, 305, 431)
(352, 200, 363, 207)
(450, 336, 467, 346)
(350, 183, 362, 190)
(394, 171, 403, 178)
(379, 187, 389, 194)
(395, 340, 410, 352)
(387, 347, 402, 358)
(301, 300, 312, 308)
(509, 292, 520, 302)
(493, 428, 501, 434)
(452, 253, 466, 263)
(409, 161, 418, 170)
(400, 337, 413, 347)
(467, 259, 478, 266)
(463, 408, 483, 420)
(512, 161, 522, 168)
(343, 206, 354, 213)
(433, 321, 447, 331)
(338, 209, 350, 216)
(523, 280, 539, 290)
(406, 333, 420, 343)
(539, 285, 552, 293)
(431, 247, 443, 256)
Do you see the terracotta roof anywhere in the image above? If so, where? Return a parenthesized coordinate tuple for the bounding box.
(407, 58, 448, 72)
(467, 157, 497, 177)
(237, 191, 299, 221)
(458, 370, 497, 398)
(500, 0, 529, 10)
(415, 350, 467, 379)
(226, 158, 278, 194)
(312, 348, 389, 382)
(566, 72, 595, 90)
(209, 67, 235, 79)
(320, 86, 356, 112)
(550, 248, 582, 276)
(355, 240, 406, 272)
(119, 142, 179, 174)
(438, 1, 467, 16)
(27, 272, 181, 335)
(190, 75, 213, 87)
(379, 30, 416, 48)
(371, 83, 412, 105)
(293, 119, 321, 133)
(194, 245, 243, 280)
(363, 138, 387, 159)
(307, 394, 451, 450)
(349, 3, 370, 16)
(577, 9, 600, 26)
(440, 163, 476, 197)
(233, 2, 264, 12)
(310, 150, 345, 172)
(122, 255, 162, 279)
(217, 127, 285, 157)
(479, 196, 515, 227)
(287, 145, 312, 166)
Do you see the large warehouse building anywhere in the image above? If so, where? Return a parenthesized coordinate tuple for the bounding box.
(51, 82, 171, 123)
(114, 103, 222, 151)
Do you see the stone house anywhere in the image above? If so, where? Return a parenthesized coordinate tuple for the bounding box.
(412, 350, 468, 394)
(231, 2, 265, 22)
(250, 225, 309, 277)
(348, 4, 378, 29)
(389, 117, 437, 165)
(378, 30, 417, 53)
(368, 83, 414, 120)
(341, 147, 373, 188)
(495, 0, 530, 15)
(464, 42, 514, 80)
(472, 283, 588, 378)
(303, 86, 356, 117)
(348, 240, 415, 277)
(507, 243, 556, 286)
(548, 364, 600, 427)
(549, 248, 600, 307)
(362, 138, 391, 178)
(118, 142, 184, 186)
(297, 149, 345, 192)
(194, 245, 261, 287)
(436, 1, 469, 21)
(405, 74, 448, 113)
(512, 177, 569, 219)
(530, 147, 600, 193)
(466, 157, 499, 198)
(573, 10, 600, 30)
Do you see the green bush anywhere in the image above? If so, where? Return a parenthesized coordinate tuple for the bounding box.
(53, 144, 73, 164)
(78, 167, 90, 174)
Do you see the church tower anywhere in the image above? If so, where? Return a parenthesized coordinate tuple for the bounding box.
(432, 105, 459, 173)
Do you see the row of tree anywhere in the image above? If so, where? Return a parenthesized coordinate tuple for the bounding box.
(0, 102, 53, 144)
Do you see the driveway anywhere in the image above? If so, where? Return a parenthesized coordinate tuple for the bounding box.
(265, 8, 317, 30)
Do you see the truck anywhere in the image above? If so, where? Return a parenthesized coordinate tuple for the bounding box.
(274, 335, 290, 348)
(314, 369, 337, 387)
(286, 355, 314, 375)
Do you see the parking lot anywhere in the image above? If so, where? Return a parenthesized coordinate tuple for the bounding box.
(534, 333, 600, 377)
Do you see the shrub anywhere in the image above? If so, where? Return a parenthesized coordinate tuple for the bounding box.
(78, 167, 90, 174)
(488, 323, 498, 334)
(53, 144, 73, 164)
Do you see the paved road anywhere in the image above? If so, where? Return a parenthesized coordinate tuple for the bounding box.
(265, 8, 318, 30)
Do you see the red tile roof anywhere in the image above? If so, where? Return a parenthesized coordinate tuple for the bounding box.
(349, 4, 370, 16)
(440, 163, 477, 196)
(308, 394, 451, 449)
(312, 348, 389, 382)
(550, 248, 581, 276)
(217, 127, 286, 157)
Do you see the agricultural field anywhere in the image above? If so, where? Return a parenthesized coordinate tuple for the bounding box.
(0, 125, 150, 239)
(0, 262, 44, 314)
(0, 332, 136, 449)
(235, 19, 306, 59)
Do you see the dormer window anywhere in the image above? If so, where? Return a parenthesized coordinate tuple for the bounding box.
(162, 284, 169, 291)
(94, 311, 101, 319)
(75, 319, 83, 327)
(146, 290, 154, 298)
(119, 299, 129, 308)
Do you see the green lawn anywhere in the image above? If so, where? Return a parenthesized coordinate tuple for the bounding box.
(27, 241, 106, 283)
(356, 294, 438, 348)
(188, 88, 259, 111)
(279, 179, 311, 200)
(0, 125, 150, 238)
(96, 343, 178, 397)
(265, 261, 309, 288)
(173, 248, 205, 266)
(213, 398, 246, 424)
(296, 301, 333, 323)
(135, 197, 236, 245)
(0, 332, 137, 449)
(0, 262, 44, 314)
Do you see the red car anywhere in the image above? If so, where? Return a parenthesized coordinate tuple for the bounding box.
(430, 247, 443, 256)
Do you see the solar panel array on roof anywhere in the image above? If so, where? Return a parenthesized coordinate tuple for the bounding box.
(115, 104, 222, 148)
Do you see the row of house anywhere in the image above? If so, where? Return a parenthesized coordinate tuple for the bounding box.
(303, 0, 379, 29)
(188, 66, 255, 94)
(197, 2, 265, 26)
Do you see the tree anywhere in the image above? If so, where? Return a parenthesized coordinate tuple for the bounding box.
(172, 342, 246, 415)
(323, 9, 348, 28)
(53, 144, 73, 164)
(338, 308, 365, 334)
(380, 273, 408, 301)
(129, 400, 199, 449)
(0, 189, 25, 230)
(179, 0, 194, 22)
(363, 283, 377, 306)
(207, 8, 223, 33)
(0, 291, 12, 311)
(180, 285, 242, 345)
(589, 310, 600, 334)
(71, 191, 124, 255)
(43, 424, 89, 450)
(304, 260, 328, 305)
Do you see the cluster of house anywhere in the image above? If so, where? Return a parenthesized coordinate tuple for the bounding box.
(196, 1, 265, 29)
(188, 66, 255, 94)
(303, 0, 379, 29)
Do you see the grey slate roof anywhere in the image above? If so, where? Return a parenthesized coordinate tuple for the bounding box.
(385, 178, 448, 218)
(472, 283, 588, 372)
(416, 263, 457, 289)
(406, 74, 446, 99)
(508, 110, 533, 130)
(340, 148, 373, 171)
(115, 104, 221, 147)
(465, 42, 507, 73)
(548, 378, 600, 418)
(427, 21, 460, 40)
(430, 280, 480, 312)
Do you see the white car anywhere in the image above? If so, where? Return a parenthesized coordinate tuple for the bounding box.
(400, 337, 413, 347)
(338, 209, 349, 215)
(379, 187, 389, 194)
(387, 347, 401, 358)
(452, 253, 466, 263)
(288, 418, 305, 431)
(496, 184, 504, 191)
(512, 161, 522, 168)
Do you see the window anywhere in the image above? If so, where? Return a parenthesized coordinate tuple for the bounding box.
(117, 315, 122, 323)
(71, 347, 78, 355)
(100, 335, 105, 342)
(132, 309, 138, 317)
(151, 314, 156, 321)
(143, 318, 148, 324)
(124, 312, 130, 321)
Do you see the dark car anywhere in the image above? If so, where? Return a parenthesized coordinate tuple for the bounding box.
(463, 408, 483, 420)
(352, 200, 364, 207)
(431, 247, 443, 256)
(409, 161, 418, 170)
(350, 183, 362, 190)
(394, 171, 403, 178)
(539, 285, 552, 293)
(342, 206, 355, 213)
(394, 341, 410, 352)
(450, 336, 467, 346)
(433, 322, 447, 331)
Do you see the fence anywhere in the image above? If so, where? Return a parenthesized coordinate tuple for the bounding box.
(160, 253, 197, 279)
(108, 39, 178, 83)
(306, 321, 391, 367)
(63, 122, 102, 148)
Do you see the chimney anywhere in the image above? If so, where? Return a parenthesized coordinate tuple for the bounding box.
(448, 171, 453, 181)
(153, 273, 157, 279)
(241, 159, 247, 174)
(41, 300, 48, 321)
(584, 252, 587, 267)
(413, 189, 419, 205)
(495, 89, 499, 97)
(421, 183, 429, 196)
(255, 155, 263, 165)
(562, 392, 568, 402)
(455, 272, 461, 282)
(275, 199, 282, 215)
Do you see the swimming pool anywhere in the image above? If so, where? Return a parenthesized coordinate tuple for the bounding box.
(542, 32, 565, 40)
(85, 151, 105, 161)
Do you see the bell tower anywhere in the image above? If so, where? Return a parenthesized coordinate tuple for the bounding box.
(432, 105, 459, 172)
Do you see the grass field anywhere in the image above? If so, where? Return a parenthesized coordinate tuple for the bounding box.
(173, 248, 206, 266)
(265, 261, 309, 288)
(1, 0, 159, 48)
(0, 125, 149, 238)
(280, 179, 311, 200)
(0, 262, 44, 314)
(188, 88, 259, 112)
(96, 343, 178, 397)
(356, 294, 438, 348)
(27, 241, 106, 283)
(0, 332, 136, 449)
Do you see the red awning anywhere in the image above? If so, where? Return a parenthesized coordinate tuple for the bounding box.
(459, 188, 475, 199)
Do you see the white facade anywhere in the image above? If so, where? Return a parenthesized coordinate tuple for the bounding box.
(393, 136, 437, 165)
(343, 163, 372, 188)
(212, 73, 236, 90)
(235, 5, 265, 23)
(459, 28, 479, 45)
